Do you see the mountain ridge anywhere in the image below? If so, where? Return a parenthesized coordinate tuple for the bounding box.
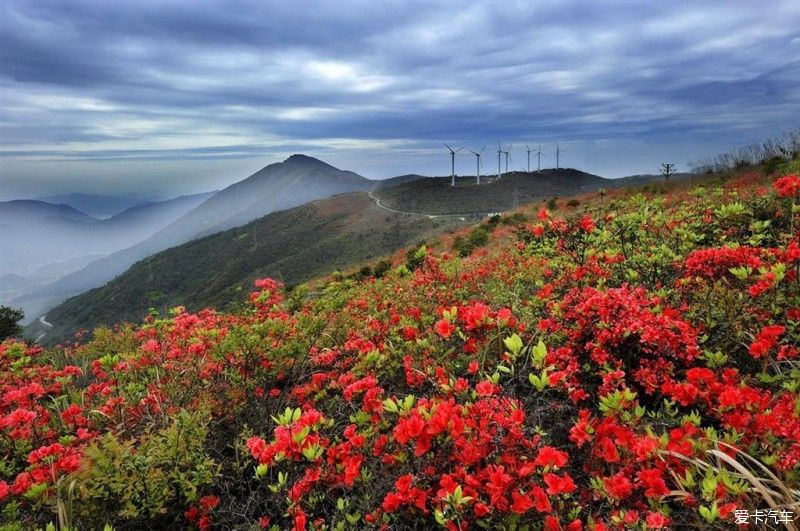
(0, 200, 98, 226)
(34, 192, 164, 219)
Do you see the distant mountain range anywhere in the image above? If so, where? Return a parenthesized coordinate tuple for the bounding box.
(1, 191, 215, 274)
(1, 192, 215, 310)
(9, 155, 373, 320)
(0, 200, 97, 226)
(35, 192, 165, 219)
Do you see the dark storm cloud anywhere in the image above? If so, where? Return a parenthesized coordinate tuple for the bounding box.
(1, 0, 799, 197)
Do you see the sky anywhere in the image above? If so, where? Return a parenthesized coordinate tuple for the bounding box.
(1, 0, 799, 199)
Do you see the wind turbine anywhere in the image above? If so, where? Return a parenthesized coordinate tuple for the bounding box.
(525, 144, 532, 172)
(555, 143, 564, 169)
(469, 145, 486, 184)
(497, 141, 503, 179)
(444, 143, 463, 187)
(503, 144, 512, 174)
(535, 143, 542, 172)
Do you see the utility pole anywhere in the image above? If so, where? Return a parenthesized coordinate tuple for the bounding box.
(660, 163, 676, 181)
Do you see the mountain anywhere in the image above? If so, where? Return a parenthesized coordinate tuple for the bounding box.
(159, 154, 371, 238)
(35, 192, 164, 219)
(11, 156, 373, 319)
(372, 168, 616, 215)
(35, 192, 466, 343)
(0, 200, 97, 226)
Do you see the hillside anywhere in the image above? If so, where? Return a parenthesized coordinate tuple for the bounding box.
(38, 192, 466, 343)
(3, 167, 798, 530)
(372, 168, 621, 214)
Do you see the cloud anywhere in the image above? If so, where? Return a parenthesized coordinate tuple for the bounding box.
(1, 0, 799, 197)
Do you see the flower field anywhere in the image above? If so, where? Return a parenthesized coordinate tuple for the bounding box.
(1, 171, 799, 530)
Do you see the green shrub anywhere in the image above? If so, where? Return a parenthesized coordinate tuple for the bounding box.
(406, 244, 428, 270)
(500, 212, 528, 225)
(67, 411, 218, 528)
(372, 259, 392, 278)
(453, 226, 491, 257)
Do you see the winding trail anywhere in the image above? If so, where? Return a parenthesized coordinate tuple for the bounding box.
(367, 190, 437, 218)
(35, 314, 53, 342)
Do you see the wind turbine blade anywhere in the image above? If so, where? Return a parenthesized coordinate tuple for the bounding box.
(444, 142, 452, 151)
(456, 147, 464, 152)
(480, 145, 486, 153)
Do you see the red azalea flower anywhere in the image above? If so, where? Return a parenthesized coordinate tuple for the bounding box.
(749, 325, 785, 358)
(774, 174, 800, 198)
(544, 472, 577, 495)
(534, 446, 569, 468)
(511, 491, 534, 514)
(604, 472, 633, 499)
(475, 380, 498, 396)
(434, 319, 456, 338)
(638, 468, 669, 497)
(531, 486, 552, 512)
(645, 511, 670, 529)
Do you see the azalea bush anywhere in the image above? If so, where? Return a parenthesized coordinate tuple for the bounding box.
(1, 172, 799, 530)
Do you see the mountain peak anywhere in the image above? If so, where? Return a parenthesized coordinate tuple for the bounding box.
(284, 154, 327, 165)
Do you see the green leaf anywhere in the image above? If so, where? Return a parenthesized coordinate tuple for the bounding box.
(503, 334, 524, 356)
(533, 339, 548, 366)
(382, 398, 399, 413)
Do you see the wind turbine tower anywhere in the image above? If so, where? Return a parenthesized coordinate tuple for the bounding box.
(525, 145, 532, 172)
(555, 143, 563, 169)
(469, 145, 486, 185)
(444, 143, 463, 187)
(497, 141, 503, 179)
(503, 145, 511, 174)
(535, 144, 542, 172)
